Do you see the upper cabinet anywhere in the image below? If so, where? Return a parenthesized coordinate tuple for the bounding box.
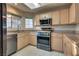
(60, 8, 69, 24)
(75, 4, 79, 24)
(34, 4, 79, 26)
(69, 3, 79, 24)
(69, 4, 76, 24)
(34, 15, 40, 26)
(52, 10, 60, 25)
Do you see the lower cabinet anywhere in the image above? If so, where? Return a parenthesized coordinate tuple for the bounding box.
(63, 34, 79, 56)
(63, 35, 72, 56)
(51, 32, 63, 52)
(17, 32, 29, 50)
(17, 31, 37, 50)
(29, 35, 37, 46)
(29, 32, 37, 46)
(71, 43, 79, 56)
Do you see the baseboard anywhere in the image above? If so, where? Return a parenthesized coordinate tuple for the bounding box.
(52, 49, 63, 53)
(29, 43, 36, 47)
(17, 44, 30, 51)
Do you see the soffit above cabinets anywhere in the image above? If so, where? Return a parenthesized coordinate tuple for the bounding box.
(7, 3, 34, 13)
(7, 3, 71, 14)
(32, 3, 71, 13)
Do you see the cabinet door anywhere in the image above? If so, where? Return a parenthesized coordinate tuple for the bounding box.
(34, 15, 40, 26)
(17, 32, 29, 50)
(71, 43, 79, 56)
(69, 4, 76, 24)
(75, 4, 79, 24)
(63, 38, 66, 55)
(63, 35, 72, 56)
(66, 39, 72, 56)
(60, 8, 69, 24)
(17, 37, 23, 50)
(51, 33, 63, 52)
(29, 32, 37, 46)
(23, 33, 29, 46)
(52, 10, 60, 25)
(30, 35, 37, 46)
(76, 46, 79, 56)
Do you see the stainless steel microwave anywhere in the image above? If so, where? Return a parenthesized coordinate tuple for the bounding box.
(40, 18, 52, 26)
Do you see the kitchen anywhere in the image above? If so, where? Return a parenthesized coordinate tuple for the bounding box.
(0, 3, 79, 56)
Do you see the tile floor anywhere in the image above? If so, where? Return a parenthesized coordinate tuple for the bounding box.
(12, 45, 64, 56)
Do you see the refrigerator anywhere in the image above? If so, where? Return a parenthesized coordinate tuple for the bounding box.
(0, 3, 7, 56)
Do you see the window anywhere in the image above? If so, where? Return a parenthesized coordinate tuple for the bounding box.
(25, 18, 33, 28)
(7, 14, 12, 28)
(12, 16, 21, 29)
(7, 14, 21, 30)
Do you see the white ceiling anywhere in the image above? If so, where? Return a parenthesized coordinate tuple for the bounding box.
(7, 3, 71, 13)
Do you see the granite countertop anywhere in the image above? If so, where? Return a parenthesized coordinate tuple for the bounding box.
(7, 29, 79, 47)
(65, 34, 79, 44)
(7, 32, 17, 36)
(53, 30, 79, 47)
(63, 32, 79, 48)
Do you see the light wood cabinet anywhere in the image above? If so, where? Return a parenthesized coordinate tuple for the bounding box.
(63, 34, 79, 56)
(30, 35, 37, 46)
(60, 8, 69, 24)
(29, 32, 37, 46)
(69, 4, 79, 24)
(51, 32, 63, 52)
(63, 35, 72, 56)
(17, 32, 29, 50)
(34, 15, 40, 26)
(52, 10, 60, 25)
(34, 4, 79, 25)
(75, 4, 79, 24)
(69, 4, 76, 24)
(71, 43, 78, 56)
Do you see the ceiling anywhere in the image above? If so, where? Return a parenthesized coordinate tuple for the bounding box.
(24, 3, 49, 9)
(7, 3, 71, 14)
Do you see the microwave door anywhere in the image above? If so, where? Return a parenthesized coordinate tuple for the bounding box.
(40, 20, 49, 25)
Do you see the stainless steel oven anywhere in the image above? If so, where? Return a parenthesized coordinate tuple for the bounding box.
(37, 31, 51, 51)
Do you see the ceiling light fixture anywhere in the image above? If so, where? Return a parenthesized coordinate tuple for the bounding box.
(24, 3, 40, 9)
(14, 3, 18, 5)
(33, 3, 40, 7)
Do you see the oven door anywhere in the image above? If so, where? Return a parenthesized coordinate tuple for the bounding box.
(37, 36, 49, 45)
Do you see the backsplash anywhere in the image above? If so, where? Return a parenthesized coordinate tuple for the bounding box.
(53, 25, 76, 32)
(34, 24, 76, 32)
(75, 24, 79, 34)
